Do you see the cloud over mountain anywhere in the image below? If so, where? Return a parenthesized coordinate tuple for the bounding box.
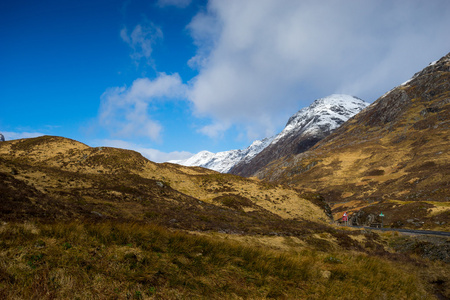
(187, 0, 450, 139)
(96, 0, 450, 154)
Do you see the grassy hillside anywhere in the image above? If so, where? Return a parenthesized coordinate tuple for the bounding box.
(0, 136, 327, 228)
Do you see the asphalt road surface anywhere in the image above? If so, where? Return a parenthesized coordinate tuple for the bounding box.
(346, 226, 450, 237)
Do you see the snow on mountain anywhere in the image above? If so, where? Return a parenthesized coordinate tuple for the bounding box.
(272, 94, 370, 144)
(169, 150, 215, 167)
(168, 136, 274, 173)
(228, 94, 370, 177)
(170, 94, 369, 174)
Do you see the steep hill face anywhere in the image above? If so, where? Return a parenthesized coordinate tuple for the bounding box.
(0, 135, 329, 233)
(169, 137, 274, 173)
(257, 53, 450, 230)
(230, 95, 369, 177)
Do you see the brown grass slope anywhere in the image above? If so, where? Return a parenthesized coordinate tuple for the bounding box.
(257, 52, 450, 231)
(0, 135, 329, 234)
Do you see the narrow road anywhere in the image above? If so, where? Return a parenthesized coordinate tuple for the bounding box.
(345, 225, 450, 237)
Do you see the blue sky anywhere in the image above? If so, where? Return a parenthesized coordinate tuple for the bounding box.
(1, 0, 449, 162)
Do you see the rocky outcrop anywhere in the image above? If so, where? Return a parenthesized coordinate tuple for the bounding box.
(348, 210, 379, 227)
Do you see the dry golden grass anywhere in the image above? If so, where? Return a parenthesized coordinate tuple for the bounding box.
(0, 136, 328, 224)
(0, 221, 442, 299)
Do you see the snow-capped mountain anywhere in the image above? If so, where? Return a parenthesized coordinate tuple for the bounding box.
(255, 52, 450, 205)
(169, 136, 274, 173)
(170, 94, 369, 174)
(229, 94, 370, 177)
(273, 94, 369, 144)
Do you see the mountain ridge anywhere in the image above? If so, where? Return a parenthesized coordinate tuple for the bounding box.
(173, 94, 369, 175)
(169, 136, 274, 173)
(230, 94, 369, 176)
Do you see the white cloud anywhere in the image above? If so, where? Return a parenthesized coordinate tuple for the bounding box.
(157, 0, 192, 8)
(187, 0, 450, 139)
(99, 73, 187, 141)
(1, 131, 45, 140)
(120, 23, 163, 63)
(196, 121, 230, 139)
(93, 139, 193, 163)
(186, 9, 222, 69)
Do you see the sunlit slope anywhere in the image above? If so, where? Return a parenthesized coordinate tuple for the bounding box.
(0, 135, 328, 230)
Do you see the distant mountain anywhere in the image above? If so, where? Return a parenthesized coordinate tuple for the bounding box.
(169, 137, 274, 173)
(256, 53, 450, 230)
(229, 94, 369, 177)
(171, 94, 368, 174)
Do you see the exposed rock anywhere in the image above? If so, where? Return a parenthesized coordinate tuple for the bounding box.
(348, 210, 381, 227)
(91, 211, 103, 217)
(156, 181, 164, 188)
(391, 235, 450, 263)
(321, 270, 331, 279)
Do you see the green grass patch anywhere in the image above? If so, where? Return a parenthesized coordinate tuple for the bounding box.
(424, 201, 450, 208)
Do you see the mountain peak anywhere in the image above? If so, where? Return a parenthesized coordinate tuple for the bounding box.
(175, 94, 368, 175)
(230, 94, 369, 177)
(278, 94, 369, 143)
